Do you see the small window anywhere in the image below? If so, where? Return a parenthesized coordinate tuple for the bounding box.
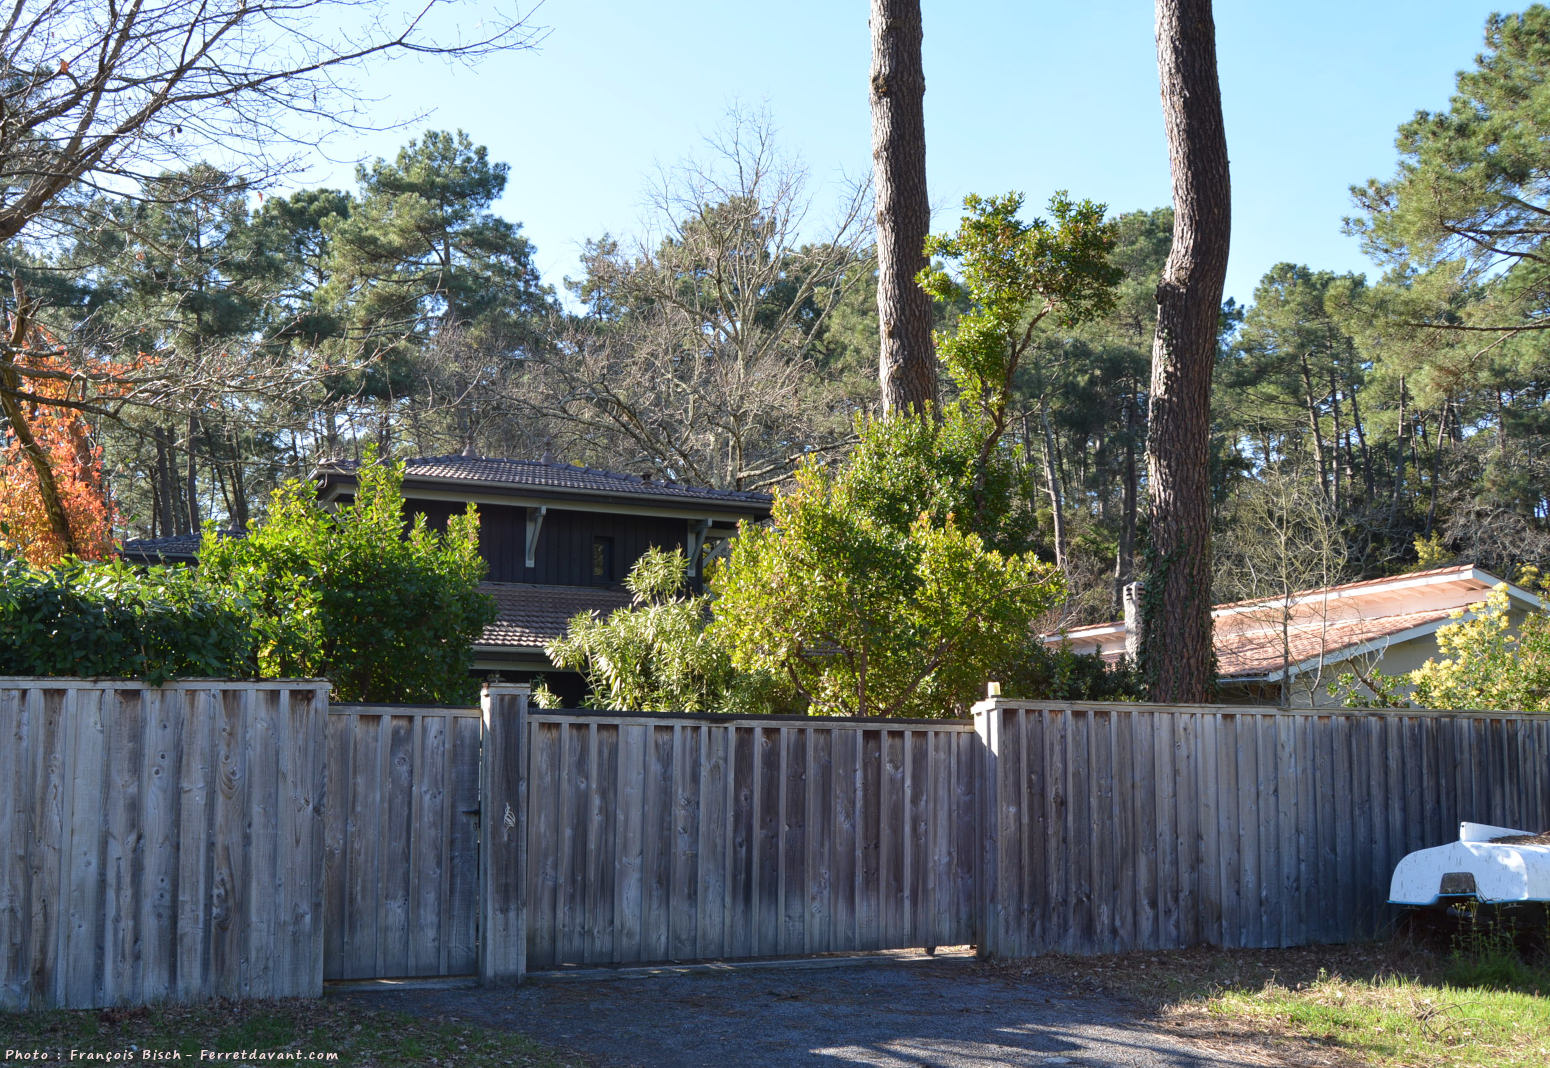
(592, 536, 615, 583)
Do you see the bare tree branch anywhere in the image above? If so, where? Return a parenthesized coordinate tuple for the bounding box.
(495, 111, 875, 490)
(0, 0, 545, 244)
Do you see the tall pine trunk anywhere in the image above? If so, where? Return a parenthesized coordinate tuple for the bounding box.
(1142, 0, 1231, 703)
(1349, 375, 1374, 501)
(1298, 353, 1329, 503)
(154, 428, 177, 538)
(870, 0, 938, 415)
(185, 413, 200, 533)
(1388, 376, 1407, 527)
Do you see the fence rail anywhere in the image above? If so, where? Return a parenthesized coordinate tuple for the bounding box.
(6, 682, 1550, 1008)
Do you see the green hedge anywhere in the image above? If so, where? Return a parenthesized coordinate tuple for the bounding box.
(0, 454, 495, 701)
(0, 558, 255, 683)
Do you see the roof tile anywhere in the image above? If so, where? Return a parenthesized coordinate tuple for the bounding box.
(321, 454, 773, 511)
(1214, 608, 1458, 679)
(477, 582, 634, 649)
(120, 531, 242, 561)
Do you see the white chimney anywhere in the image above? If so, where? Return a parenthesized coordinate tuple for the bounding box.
(1122, 581, 1145, 662)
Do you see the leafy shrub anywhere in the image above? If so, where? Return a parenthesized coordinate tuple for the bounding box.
(1003, 639, 1143, 702)
(0, 557, 254, 682)
(1406, 580, 1550, 711)
(1334, 573, 1550, 710)
(197, 451, 495, 704)
(542, 547, 791, 715)
(711, 450, 1065, 719)
(0, 453, 493, 698)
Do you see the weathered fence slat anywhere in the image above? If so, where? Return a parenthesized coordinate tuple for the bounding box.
(974, 700, 1550, 958)
(0, 680, 328, 1011)
(521, 711, 981, 969)
(10, 681, 1550, 1005)
(480, 684, 530, 984)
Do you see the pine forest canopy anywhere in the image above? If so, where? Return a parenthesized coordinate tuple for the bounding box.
(0, 7, 1547, 703)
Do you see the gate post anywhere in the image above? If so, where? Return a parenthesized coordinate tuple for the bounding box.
(971, 696, 1003, 959)
(480, 683, 530, 984)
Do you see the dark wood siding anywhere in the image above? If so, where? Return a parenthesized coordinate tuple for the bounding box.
(531, 509, 686, 586)
(474, 503, 527, 581)
(400, 496, 692, 586)
(337, 493, 466, 537)
(408, 499, 465, 534)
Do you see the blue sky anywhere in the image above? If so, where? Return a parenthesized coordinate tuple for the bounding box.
(297, 0, 1509, 309)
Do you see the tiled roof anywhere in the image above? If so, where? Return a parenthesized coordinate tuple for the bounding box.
(120, 531, 243, 561)
(1211, 563, 1480, 613)
(319, 455, 773, 512)
(1214, 608, 1458, 680)
(1053, 563, 1530, 682)
(1064, 564, 1494, 643)
(1068, 608, 1462, 679)
(477, 582, 634, 650)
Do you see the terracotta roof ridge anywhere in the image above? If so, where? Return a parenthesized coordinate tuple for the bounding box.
(1048, 565, 1496, 640)
(1211, 563, 1486, 611)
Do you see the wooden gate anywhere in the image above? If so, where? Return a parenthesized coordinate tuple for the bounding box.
(521, 710, 982, 969)
(322, 705, 481, 979)
(334, 690, 1550, 983)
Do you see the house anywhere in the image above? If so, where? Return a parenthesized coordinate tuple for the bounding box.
(123, 454, 774, 701)
(1050, 564, 1546, 707)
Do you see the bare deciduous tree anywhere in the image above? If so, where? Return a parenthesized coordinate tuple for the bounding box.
(0, 1, 543, 543)
(1215, 465, 1349, 706)
(0, 0, 542, 244)
(501, 116, 874, 491)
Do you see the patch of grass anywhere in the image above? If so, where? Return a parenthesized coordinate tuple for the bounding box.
(1208, 971, 1550, 1067)
(1, 997, 581, 1067)
(987, 923, 1550, 1068)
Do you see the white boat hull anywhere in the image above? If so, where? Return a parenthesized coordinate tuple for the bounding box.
(1390, 822, 1550, 906)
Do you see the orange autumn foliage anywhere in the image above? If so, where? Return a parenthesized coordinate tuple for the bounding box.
(0, 332, 122, 566)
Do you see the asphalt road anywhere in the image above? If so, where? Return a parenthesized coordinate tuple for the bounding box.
(338, 953, 1248, 1067)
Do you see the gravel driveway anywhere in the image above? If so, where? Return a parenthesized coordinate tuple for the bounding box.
(337, 952, 1245, 1067)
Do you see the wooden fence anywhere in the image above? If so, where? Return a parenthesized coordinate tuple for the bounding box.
(977, 701, 1550, 958)
(7, 681, 1550, 1007)
(0, 680, 330, 1011)
(517, 709, 982, 969)
(322, 704, 482, 980)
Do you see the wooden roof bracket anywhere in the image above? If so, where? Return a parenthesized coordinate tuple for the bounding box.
(687, 517, 713, 577)
(525, 505, 547, 568)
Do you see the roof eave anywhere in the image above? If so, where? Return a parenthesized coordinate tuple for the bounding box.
(315, 467, 772, 518)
